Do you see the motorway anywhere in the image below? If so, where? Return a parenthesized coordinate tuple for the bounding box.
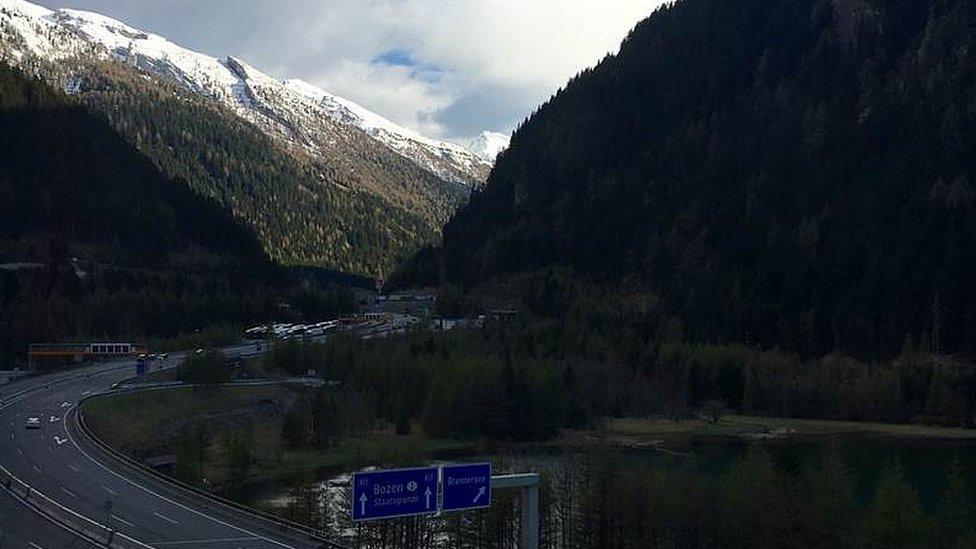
(0, 486, 98, 548)
(0, 349, 333, 548)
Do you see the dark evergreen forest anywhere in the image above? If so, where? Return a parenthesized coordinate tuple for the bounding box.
(0, 63, 356, 366)
(415, 0, 976, 360)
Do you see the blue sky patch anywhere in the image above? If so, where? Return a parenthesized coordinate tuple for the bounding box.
(373, 48, 444, 83)
(373, 48, 417, 67)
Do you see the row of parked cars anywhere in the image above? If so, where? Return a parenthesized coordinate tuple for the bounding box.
(244, 320, 340, 340)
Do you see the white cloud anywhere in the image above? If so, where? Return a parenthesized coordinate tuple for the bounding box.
(318, 58, 455, 138)
(301, 0, 663, 141)
(38, 0, 663, 142)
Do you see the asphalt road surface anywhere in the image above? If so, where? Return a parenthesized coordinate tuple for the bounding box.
(0, 349, 332, 548)
(0, 486, 98, 548)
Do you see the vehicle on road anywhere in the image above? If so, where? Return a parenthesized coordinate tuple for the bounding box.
(24, 417, 40, 429)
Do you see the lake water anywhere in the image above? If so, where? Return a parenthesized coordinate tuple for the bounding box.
(259, 432, 976, 545)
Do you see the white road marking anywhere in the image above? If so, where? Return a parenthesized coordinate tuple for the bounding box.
(49, 415, 60, 423)
(60, 402, 70, 408)
(28, 542, 44, 549)
(62, 405, 295, 548)
(32, 465, 42, 474)
(82, 391, 92, 396)
(60, 486, 77, 498)
(103, 485, 119, 496)
(153, 511, 179, 525)
(67, 463, 80, 473)
(53, 436, 67, 445)
(111, 514, 134, 527)
(151, 538, 258, 546)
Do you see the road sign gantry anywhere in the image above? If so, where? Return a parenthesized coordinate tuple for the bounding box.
(351, 463, 538, 549)
(442, 462, 491, 512)
(351, 466, 438, 521)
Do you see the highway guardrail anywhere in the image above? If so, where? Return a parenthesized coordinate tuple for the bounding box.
(77, 385, 347, 548)
(0, 366, 154, 548)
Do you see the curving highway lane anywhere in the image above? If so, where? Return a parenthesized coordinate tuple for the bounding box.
(1, 351, 333, 548)
(0, 484, 98, 548)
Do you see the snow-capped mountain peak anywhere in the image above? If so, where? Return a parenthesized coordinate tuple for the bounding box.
(0, 0, 49, 19)
(0, 0, 494, 184)
(468, 131, 510, 162)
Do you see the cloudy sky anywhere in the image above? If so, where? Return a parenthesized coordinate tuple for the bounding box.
(34, 0, 662, 144)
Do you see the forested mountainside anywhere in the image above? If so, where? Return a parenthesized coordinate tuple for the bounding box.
(419, 0, 976, 359)
(0, 62, 267, 270)
(70, 62, 462, 275)
(0, 63, 354, 367)
(0, 0, 473, 276)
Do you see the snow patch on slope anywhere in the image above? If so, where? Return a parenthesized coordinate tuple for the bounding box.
(0, 0, 496, 184)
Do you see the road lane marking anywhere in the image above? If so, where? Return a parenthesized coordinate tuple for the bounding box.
(28, 542, 44, 549)
(103, 485, 119, 496)
(32, 465, 42, 474)
(152, 538, 258, 545)
(67, 463, 80, 473)
(153, 511, 179, 525)
(111, 514, 134, 527)
(60, 486, 78, 498)
(53, 436, 67, 445)
(60, 402, 70, 408)
(63, 405, 295, 549)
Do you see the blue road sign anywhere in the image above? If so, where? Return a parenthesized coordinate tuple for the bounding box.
(352, 467, 438, 521)
(442, 462, 491, 512)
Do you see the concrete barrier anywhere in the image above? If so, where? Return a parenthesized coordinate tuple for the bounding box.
(1, 462, 111, 545)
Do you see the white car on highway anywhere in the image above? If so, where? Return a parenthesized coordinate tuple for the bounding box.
(25, 417, 40, 429)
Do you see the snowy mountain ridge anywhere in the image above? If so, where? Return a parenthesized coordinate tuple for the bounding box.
(0, 0, 492, 185)
(468, 131, 511, 162)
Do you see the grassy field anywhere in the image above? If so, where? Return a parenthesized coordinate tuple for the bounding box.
(84, 385, 291, 452)
(82, 386, 476, 494)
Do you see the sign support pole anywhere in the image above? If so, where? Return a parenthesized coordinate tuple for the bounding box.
(491, 473, 539, 549)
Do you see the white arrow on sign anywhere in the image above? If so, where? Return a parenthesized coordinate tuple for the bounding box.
(425, 487, 432, 509)
(359, 493, 367, 516)
(473, 486, 486, 504)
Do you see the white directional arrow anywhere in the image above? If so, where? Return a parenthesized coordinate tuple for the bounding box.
(473, 486, 486, 504)
(61, 401, 71, 408)
(49, 416, 60, 423)
(425, 487, 432, 509)
(359, 493, 367, 516)
(54, 436, 67, 446)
